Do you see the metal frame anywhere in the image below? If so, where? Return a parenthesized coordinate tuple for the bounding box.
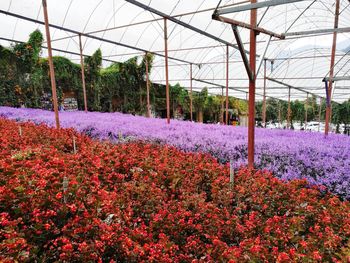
(164, 18, 170, 124)
(247, 0, 257, 168)
(231, 25, 254, 81)
(42, 0, 59, 129)
(0, 0, 348, 171)
(78, 34, 88, 113)
(191, 79, 282, 101)
(123, 0, 248, 54)
(267, 77, 326, 100)
(145, 52, 151, 118)
(324, 76, 350, 81)
(214, 15, 285, 39)
(325, 0, 340, 136)
(0, 9, 198, 66)
(283, 27, 350, 37)
(215, 0, 306, 14)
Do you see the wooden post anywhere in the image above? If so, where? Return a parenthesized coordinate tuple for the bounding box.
(304, 92, 309, 129)
(145, 52, 151, 118)
(247, 0, 257, 168)
(278, 101, 281, 128)
(190, 63, 193, 121)
(325, 0, 340, 136)
(78, 34, 88, 113)
(164, 18, 170, 124)
(225, 45, 229, 125)
(262, 59, 267, 127)
(42, 0, 60, 129)
(287, 87, 291, 129)
(229, 159, 234, 189)
(318, 97, 322, 132)
(221, 87, 224, 124)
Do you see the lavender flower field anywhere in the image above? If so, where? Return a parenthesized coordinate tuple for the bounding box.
(1, 106, 349, 198)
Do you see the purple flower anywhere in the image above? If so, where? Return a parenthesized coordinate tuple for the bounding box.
(1, 106, 349, 199)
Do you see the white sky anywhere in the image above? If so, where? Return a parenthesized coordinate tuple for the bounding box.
(0, 0, 349, 102)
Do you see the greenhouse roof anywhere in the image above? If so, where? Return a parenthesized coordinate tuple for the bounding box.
(0, 0, 349, 102)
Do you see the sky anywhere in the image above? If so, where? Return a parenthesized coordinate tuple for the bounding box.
(0, 0, 349, 102)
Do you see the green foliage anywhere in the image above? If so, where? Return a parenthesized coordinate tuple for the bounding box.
(0, 45, 18, 106)
(13, 29, 43, 74)
(85, 49, 102, 111)
(1, 30, 348, 126)
(332, 99, 350, 125)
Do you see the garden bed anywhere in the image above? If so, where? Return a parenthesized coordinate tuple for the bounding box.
(0, 118, 350, 262)
(1, 106, 349, 199)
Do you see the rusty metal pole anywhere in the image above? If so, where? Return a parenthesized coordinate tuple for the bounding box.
(318, 97, 322, 132)
(226, 45, 229, 125)
(220, 87, 224, 124)
(164, 18, 170, 124)
(78, 34, 88, 113)
(247, 0, 257, 168)
(42, 0, 60, 128)
(262, 59, 267, 127)
(325, 0, 340, 136)
(190, 63, 193, 121)
(145, 52, 151, 118)
(278, 101, 281, 128)
(304, 92, 309, 129)
(287, 87, 291, 129)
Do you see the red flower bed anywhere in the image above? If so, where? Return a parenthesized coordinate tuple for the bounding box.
(0, 118, 350, 262)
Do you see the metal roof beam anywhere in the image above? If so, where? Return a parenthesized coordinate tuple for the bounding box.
(0, 37, 118, 63)
(324, 76, 350, 81)
(0, 9, 197, 66)
(283, 27, 350, 37)
(231, 25, 254, 81)
(192, 78, 283, 101)
(267, 77, 329, 100)
(49, 0, 251, 43)
(193, 78, 248, 94)
(216, 0, 306, 15)
(123, 0, 248, 54)
(214, 15, 285, 39)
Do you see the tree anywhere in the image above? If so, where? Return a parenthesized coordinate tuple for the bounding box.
(193, 88, 208, 123)
(12, 30, 44, 107)
(204, 95, 221, 123)
(85, 49, 102, 111)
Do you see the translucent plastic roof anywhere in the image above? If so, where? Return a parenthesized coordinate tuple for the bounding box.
(0, 0, 349, 102)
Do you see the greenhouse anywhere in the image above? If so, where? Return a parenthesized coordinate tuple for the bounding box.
(0, 0, 350, 261)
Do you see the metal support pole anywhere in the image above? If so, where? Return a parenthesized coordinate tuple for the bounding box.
(190, 63, 193, 121)
(247, 0, 257, 168)
(164, 18, 170, 124)
(304, 92, 308, 129)
(221, 87, 224, 124)
(325, 0, 340, 136)
(318, 97, 322, 132)
(287, 87, 291, 129)
(278, 101, 281, 128)
(216, 0, 305, 14)
(231, 25, 254, 81)
(42, 0, 60, 128)
(226, 45, 229, 125)
(78, 34, 88, 113)
(262, 59, 267, 127)
(145, 52, 151, 118)
(216, 15, 284, 39)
